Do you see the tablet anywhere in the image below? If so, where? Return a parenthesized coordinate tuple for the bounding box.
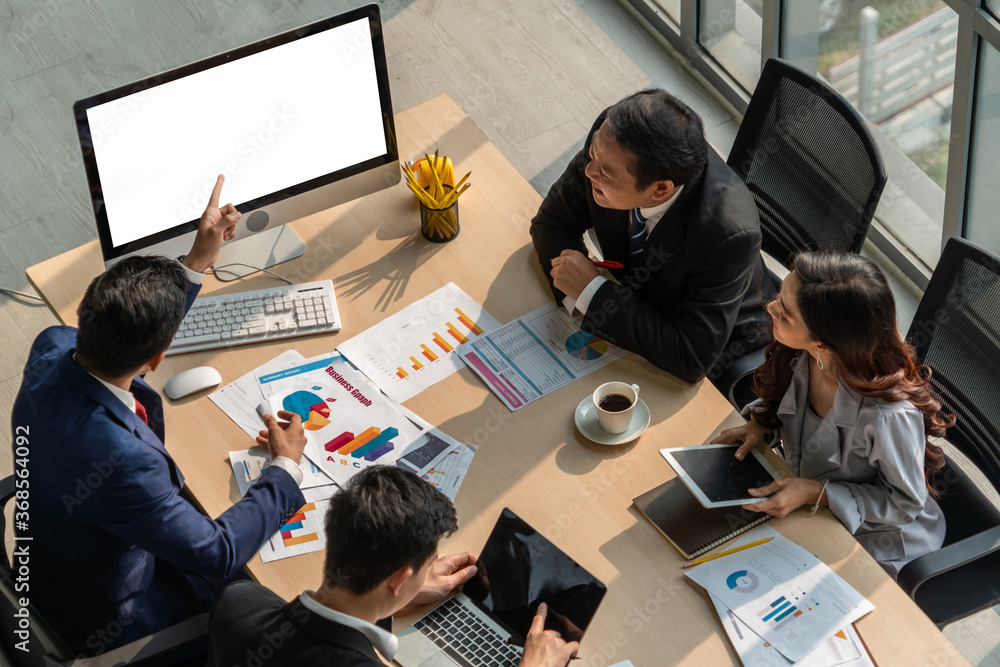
(659, 444, 782, 508)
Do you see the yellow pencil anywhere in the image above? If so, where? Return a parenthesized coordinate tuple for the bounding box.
(425, 153, 444, 200)
(405, 182, 437, 207)
(439, 172, 471, 204)
(682, 537, 772, 569)
(439, 182, 470, 209)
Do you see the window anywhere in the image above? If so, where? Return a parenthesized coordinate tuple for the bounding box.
(700, 0, 764, 91)
(650, 0, 681, 24)
(987, 1, 1000, 22)
(964, 41, 1000, 254)
(784, 1, 958, 268)
(622, 0, 1000, 286)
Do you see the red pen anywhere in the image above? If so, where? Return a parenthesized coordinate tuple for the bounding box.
(592, 260, 624, 269)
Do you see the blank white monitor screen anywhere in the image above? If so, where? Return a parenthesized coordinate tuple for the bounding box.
(83, 14, 387, 249)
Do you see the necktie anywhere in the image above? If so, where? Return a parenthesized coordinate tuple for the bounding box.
(134, 397, 149, 425)
(629, 207, 647, 263)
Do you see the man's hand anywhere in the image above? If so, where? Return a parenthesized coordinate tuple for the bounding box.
(183, 174, 242, 274)
(742, 477, 825, 518)
(520, 603, 579, 667)
(405, 552, 478, 608)
(256, 410, 306, 465)
(550, 250, 599, 300)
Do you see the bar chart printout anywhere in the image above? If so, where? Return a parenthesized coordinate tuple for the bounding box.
(684, 525, 874, 662)
(456, 302, 627, 411)
(336, 283, 501, 403)
(260, 487, 333, 562)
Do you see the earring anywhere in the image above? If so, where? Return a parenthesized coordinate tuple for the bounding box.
(815, 351, 824, 370)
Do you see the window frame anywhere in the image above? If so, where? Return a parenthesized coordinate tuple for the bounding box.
(622, 0, 1000, 289)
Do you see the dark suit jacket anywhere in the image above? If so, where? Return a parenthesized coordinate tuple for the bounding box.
(11, 281, 306, 656)
(530, 110, 769, 383)
(207, 581, 389, 665)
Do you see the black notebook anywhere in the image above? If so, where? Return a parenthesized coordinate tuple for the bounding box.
(633, 477, 772, 559)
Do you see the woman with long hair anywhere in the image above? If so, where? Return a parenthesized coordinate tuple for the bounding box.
(716, 251, 951, 577)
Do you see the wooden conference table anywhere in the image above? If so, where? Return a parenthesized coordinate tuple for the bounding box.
(27, 96, 967, 666)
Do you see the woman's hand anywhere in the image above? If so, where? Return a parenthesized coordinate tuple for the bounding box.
(715, 420, 769, 461)
(741, 478, 825, 518)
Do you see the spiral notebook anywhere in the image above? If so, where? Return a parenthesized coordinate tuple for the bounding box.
(633, 477, 772, 559)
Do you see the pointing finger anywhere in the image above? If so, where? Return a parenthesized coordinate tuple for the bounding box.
(209, 174, 225, 208)
(529, 602, 547, 635)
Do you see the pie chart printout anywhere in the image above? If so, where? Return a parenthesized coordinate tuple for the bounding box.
(283, 390, 333, 431)
(565, 331, 609, 361)
(726, 569, 760, 594)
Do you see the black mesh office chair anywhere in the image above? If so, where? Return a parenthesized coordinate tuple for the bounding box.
(0, 476, 210, 666)
(712, 57, 888, 408)
(896, 237, 1000, 627)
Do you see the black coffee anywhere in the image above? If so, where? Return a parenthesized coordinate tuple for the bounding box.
(598, 393, 632, 412)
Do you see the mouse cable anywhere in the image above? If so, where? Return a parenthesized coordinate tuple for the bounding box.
(0, 286, 45, 301)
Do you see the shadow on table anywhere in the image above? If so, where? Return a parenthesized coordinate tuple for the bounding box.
(334, 232, 444, 312)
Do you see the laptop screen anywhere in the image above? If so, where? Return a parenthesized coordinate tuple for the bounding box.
(462, 508, 607, 645)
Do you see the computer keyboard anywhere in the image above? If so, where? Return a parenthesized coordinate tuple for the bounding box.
(414, 597, 522, 667)
(167, 280, 340, 355)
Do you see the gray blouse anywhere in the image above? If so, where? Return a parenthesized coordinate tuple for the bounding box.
(747, 352, 945, 578)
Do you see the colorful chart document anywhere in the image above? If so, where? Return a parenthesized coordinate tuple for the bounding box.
(710, 594, 874, 666)
(685, 525, 874, 662)
(336, 283, 501, 403)
(419, 443, 477, 502)
(259, 486, 336, 563)
(266, 358, 449, 487)
(457, 302, 628, 410)
(209, 349, 305, 440)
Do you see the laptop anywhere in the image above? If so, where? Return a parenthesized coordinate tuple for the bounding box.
(394, 508, 608, 667)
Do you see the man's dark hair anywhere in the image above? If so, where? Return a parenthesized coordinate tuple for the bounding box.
(323, 466, 457, 595)
(605, 89, 708, 190)
(76, 256, 190, 377)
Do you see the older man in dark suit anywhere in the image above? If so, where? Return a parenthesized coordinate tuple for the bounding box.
(531, 89, 768, 384)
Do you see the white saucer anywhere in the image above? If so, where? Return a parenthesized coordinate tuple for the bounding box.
(574, 396, 650, 445)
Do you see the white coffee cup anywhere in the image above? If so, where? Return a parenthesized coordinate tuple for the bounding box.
(592, 382, 640, 434)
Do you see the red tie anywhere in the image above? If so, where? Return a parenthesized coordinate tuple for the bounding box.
(134, 397, 149, 425)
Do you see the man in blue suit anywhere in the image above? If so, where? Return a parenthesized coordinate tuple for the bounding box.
(11, 175, 308, 657)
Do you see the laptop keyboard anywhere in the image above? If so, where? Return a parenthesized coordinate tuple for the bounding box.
(414, 597, 522, 667)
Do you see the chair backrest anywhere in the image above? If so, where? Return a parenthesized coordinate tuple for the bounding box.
(907, 237, 1000, 494)
(0, 476, 75, 666)
(728, 58, 887, 268)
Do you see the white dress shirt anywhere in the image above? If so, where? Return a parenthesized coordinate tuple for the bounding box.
(299, 591, 399, 660)
(75, 259, 303, 485)
(563, 185, 685, 316)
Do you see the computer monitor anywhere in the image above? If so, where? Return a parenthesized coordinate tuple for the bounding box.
(73, 4, 398, 280)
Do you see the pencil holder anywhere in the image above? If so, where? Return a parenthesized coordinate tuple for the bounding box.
(420, 186, 460, 243)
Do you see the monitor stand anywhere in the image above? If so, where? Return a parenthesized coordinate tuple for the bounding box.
(212, 225, 306, 281)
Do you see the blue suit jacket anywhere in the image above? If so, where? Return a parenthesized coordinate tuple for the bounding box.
(11, 281, 306, 655)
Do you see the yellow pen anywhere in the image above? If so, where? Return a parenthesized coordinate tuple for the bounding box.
(682, 537, 773, 569)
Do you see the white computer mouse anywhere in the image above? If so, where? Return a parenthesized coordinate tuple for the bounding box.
(164, 366, 222, 400)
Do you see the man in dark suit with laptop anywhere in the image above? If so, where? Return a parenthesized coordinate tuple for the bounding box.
(530, 89, 769, 384)
(11, 175, 308, 656)
(207, 466, 578, 667)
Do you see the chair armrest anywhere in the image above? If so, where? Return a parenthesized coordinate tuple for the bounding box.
(897, 524, 1000, 625)
(68, 612, 210, 667)
(710, 346, 767, 410)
